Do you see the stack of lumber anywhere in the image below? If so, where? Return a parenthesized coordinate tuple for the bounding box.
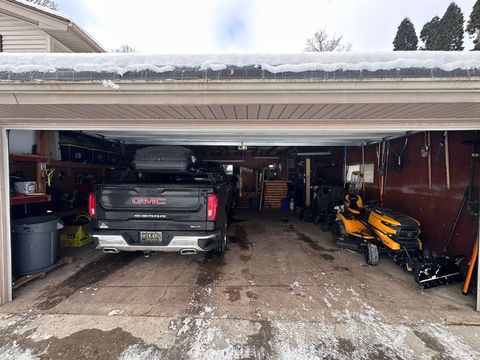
(263, 181, 288, 209)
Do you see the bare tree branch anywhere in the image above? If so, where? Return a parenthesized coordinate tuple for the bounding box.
(304, 29, 352, 52)
(112, 44, 137, 53)
(25, 0, 58, 11)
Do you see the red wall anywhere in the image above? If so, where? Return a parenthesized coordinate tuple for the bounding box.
(346, 131, 479, 257)
(316, 147, 345, 185)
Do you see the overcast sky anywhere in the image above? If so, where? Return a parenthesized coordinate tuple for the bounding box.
(55, 0, 477, 52)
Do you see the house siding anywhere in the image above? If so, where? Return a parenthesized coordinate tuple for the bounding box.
(0, 13, 48, 52)
(51, 36, 72, 53)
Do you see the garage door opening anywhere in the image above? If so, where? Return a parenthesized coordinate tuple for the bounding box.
(1, 124, 479, 358)
(4, 128, 479, 309)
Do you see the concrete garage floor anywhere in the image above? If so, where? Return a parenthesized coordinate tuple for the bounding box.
(1, 210, 480, 359)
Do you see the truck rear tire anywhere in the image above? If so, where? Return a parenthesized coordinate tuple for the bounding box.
(214, 222, 228, 256)
(365, 242, 379, 266)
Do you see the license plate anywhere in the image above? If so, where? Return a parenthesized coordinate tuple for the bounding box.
(140, 231, 163, 242)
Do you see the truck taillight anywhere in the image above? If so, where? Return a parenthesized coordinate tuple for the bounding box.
(207, 194, 218, 221)
(88, 193, 96, 218)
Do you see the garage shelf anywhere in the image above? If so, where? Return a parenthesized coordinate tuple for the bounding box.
(11, 194, 51, 206)
(10, 154, 49, 202)
(10, 154, 48, 163)
(46, 160, 112, 170)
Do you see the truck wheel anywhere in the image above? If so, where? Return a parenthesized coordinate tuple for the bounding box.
(214, 222, 228, 255)
(365, 242, 379, 266)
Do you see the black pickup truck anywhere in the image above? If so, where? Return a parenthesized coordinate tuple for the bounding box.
(89, 146, 230, 256)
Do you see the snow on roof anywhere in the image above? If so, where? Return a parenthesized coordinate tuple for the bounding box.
(10, 0, 69, 21)
(0, 52, 479, 77)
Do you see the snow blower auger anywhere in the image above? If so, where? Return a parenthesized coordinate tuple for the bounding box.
(333, 193, 463, 289)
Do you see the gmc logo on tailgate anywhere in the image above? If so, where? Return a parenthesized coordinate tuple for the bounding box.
(131, 197, 167, 205)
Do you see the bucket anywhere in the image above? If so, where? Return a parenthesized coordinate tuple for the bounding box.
(11, 216, 63, 276)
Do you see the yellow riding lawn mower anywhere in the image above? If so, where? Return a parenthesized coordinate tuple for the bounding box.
(333, 193, 462, 289)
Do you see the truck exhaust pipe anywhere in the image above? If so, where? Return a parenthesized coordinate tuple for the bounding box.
(180, 249, 197, 256)
(103, 248, 119, 254)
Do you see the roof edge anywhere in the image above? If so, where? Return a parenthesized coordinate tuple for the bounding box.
(6, 0, 70, 23)
(4, 0, 105, 52)
(69, 23, 106, 53)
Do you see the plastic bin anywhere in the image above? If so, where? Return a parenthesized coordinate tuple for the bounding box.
(11, 216, 63, 276)
(59, 214, 92, 248)
(282, 198, 291, 212)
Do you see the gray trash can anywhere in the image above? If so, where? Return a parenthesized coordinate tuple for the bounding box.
(12, 216, 63, 276)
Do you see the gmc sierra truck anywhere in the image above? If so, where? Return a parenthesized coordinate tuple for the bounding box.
(89, 146, 230, 256)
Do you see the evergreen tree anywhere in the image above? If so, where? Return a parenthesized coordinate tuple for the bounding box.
(420, 16, 442, 50)
(420, 3, 464, 51)
(393, 18, 418, 50)
(437, 2, 465, 50)
(467, 0, 480, 50)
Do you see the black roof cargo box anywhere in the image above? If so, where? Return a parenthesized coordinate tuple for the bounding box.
(133, 146, 198, 173)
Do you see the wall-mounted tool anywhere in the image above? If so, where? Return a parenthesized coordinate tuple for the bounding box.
(376, 140, 388, 206)
(444, 131, 451, 190)
(421, 132, 430, 158)
(391, 136, 408, 170)
(421, 132, 432, 190)
(435, 137, 445, 163)
(462, 235, 478, 295)
(443, 133, 479, 255)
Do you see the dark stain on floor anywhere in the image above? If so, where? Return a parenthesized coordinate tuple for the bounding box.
(337, 338, 356, 354)
(240, 254, 251, 262)
(16, 327, 163, 360)
(241, 268, 250, 275)
(195, 253, 226, 287)
(320, 254, 335, 261)
(225, 286, 242, 302)
(333, 265, 352, 272)
(246, 320, 273, 359)
(229, 217, 247, 224)
(229, 225, 251, 251)
(35, 253, 139, 311)
(413, 330, 449, 358)
(296, 231, 338, 253)
(246, 291, 259, 300)
(368, 345, 396, 360)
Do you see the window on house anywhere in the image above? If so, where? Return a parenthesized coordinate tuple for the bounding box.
(0, 35, 3, 52)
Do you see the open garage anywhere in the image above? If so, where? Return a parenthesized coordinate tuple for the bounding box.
(0, 53, 479, 358)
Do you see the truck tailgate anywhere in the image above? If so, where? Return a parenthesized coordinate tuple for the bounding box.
(96, 184, 208, 223)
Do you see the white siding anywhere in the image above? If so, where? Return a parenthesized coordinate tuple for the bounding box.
(51, 36, 72, 53)
(0, 13, 48, 52)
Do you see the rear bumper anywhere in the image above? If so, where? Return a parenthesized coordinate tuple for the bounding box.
(92, 231, 220, 254)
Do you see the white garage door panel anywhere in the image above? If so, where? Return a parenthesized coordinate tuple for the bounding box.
(89, 129, 402, 147)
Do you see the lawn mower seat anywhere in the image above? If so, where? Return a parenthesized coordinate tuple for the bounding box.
(345, 194, 364, 214)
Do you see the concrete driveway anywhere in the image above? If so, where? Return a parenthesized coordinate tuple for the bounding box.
(1, 210, 479, 359)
